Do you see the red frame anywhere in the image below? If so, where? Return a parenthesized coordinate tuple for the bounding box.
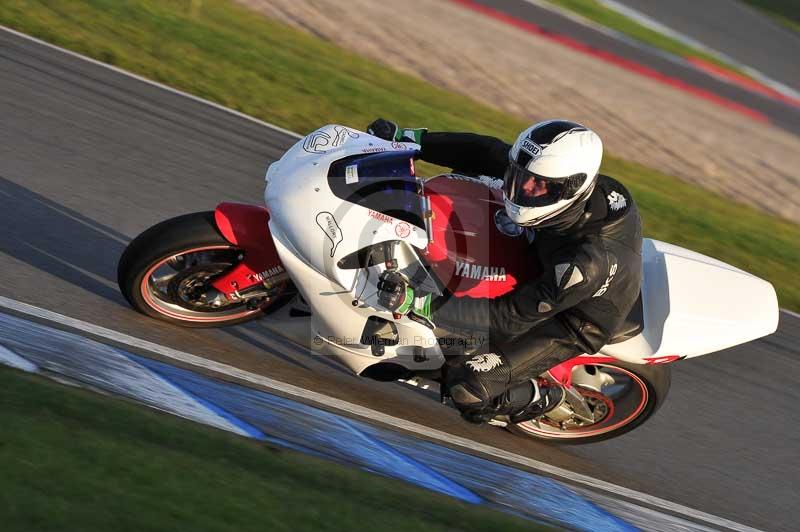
(548, 355, 616, 387)
(548, 354, 683, 386)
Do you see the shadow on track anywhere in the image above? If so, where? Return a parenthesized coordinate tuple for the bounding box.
(229, 320, 359, 378)
(0, 174, 130, 305)
(0, 175, 365, 377)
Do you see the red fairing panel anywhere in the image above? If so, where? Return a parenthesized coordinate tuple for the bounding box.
(211, 202, 284, 297)
(424, 175, 540, 298)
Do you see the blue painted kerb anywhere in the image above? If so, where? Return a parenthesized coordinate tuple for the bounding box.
(0, 310, 637, 531)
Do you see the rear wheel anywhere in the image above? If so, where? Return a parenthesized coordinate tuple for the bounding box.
(508, 361, 670, 443)
(118, 211, 289, 328)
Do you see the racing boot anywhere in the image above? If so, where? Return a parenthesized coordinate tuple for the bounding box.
(446, 351, 566, 424)
(505, 379, 565, 424)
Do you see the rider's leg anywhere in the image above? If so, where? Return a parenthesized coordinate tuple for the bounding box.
(445, 317, 582, 423)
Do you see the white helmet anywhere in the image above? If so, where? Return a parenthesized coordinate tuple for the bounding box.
(503, 120, 602, 227)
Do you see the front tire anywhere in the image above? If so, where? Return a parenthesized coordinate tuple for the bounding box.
(508, 361, 670, 444)
(118, 211, 283, 328)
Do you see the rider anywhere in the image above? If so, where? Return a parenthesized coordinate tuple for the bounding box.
(369, 118, 643, 424)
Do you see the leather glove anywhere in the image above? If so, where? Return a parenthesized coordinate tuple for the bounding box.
(367, 118, 426, 144)
(377, 271, 434, 326)
(377, 270, 410, 312)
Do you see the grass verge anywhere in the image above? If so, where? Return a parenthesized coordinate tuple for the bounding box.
(544, 0, 750, 75)
(0, 366, 546, 532)
(0, 0, 797, 310)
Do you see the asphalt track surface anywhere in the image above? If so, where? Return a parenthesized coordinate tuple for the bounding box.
(612, 0, 800, 91)
(1, 28, 799, 531)
(477, 0, 800, 136)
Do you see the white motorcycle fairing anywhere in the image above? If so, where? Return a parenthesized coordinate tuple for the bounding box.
(265, 125, 444, 374)
(600, 239, 779, 362)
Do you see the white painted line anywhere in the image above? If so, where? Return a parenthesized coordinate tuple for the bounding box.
(594, 0, 726, 56)
(522, 0, 699, 69)
(571, 485, 721, 532)
(0, 295, 762, 532)
(526, 0, 800, 103)
(781, 308, 800, 320)
(527, 0, 636, 41)
(0, 343, 38, 372)
(591, 0, 800, 100)
(0, 25, 303, 141)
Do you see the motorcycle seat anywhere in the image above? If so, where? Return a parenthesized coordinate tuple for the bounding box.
(609, 291, 644, 344)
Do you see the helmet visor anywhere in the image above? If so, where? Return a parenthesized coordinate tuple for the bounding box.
(503, 162, 569, 208)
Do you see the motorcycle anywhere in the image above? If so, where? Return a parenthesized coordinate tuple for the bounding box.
(118, 124, 779, 443)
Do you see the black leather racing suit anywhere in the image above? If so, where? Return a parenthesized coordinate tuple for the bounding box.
(419, 132, 644, 417)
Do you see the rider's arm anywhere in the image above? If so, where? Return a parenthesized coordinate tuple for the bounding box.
(420, 132, 511, 177)
(432, 244, 604, 339)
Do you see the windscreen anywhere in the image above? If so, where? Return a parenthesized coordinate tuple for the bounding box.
(327, 151, 425, 228)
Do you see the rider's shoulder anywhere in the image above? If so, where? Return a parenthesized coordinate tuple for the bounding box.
(594, 174, 635, 219)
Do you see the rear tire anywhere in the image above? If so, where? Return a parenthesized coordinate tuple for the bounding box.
(118, 211, 279, 328)
(508, 361, 671, 444)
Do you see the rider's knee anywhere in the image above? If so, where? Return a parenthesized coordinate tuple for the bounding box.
(445, 351, 512, 414)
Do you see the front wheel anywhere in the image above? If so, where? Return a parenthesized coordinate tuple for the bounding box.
(508, 361, 670, 443)
(118, 211, 288, 328)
